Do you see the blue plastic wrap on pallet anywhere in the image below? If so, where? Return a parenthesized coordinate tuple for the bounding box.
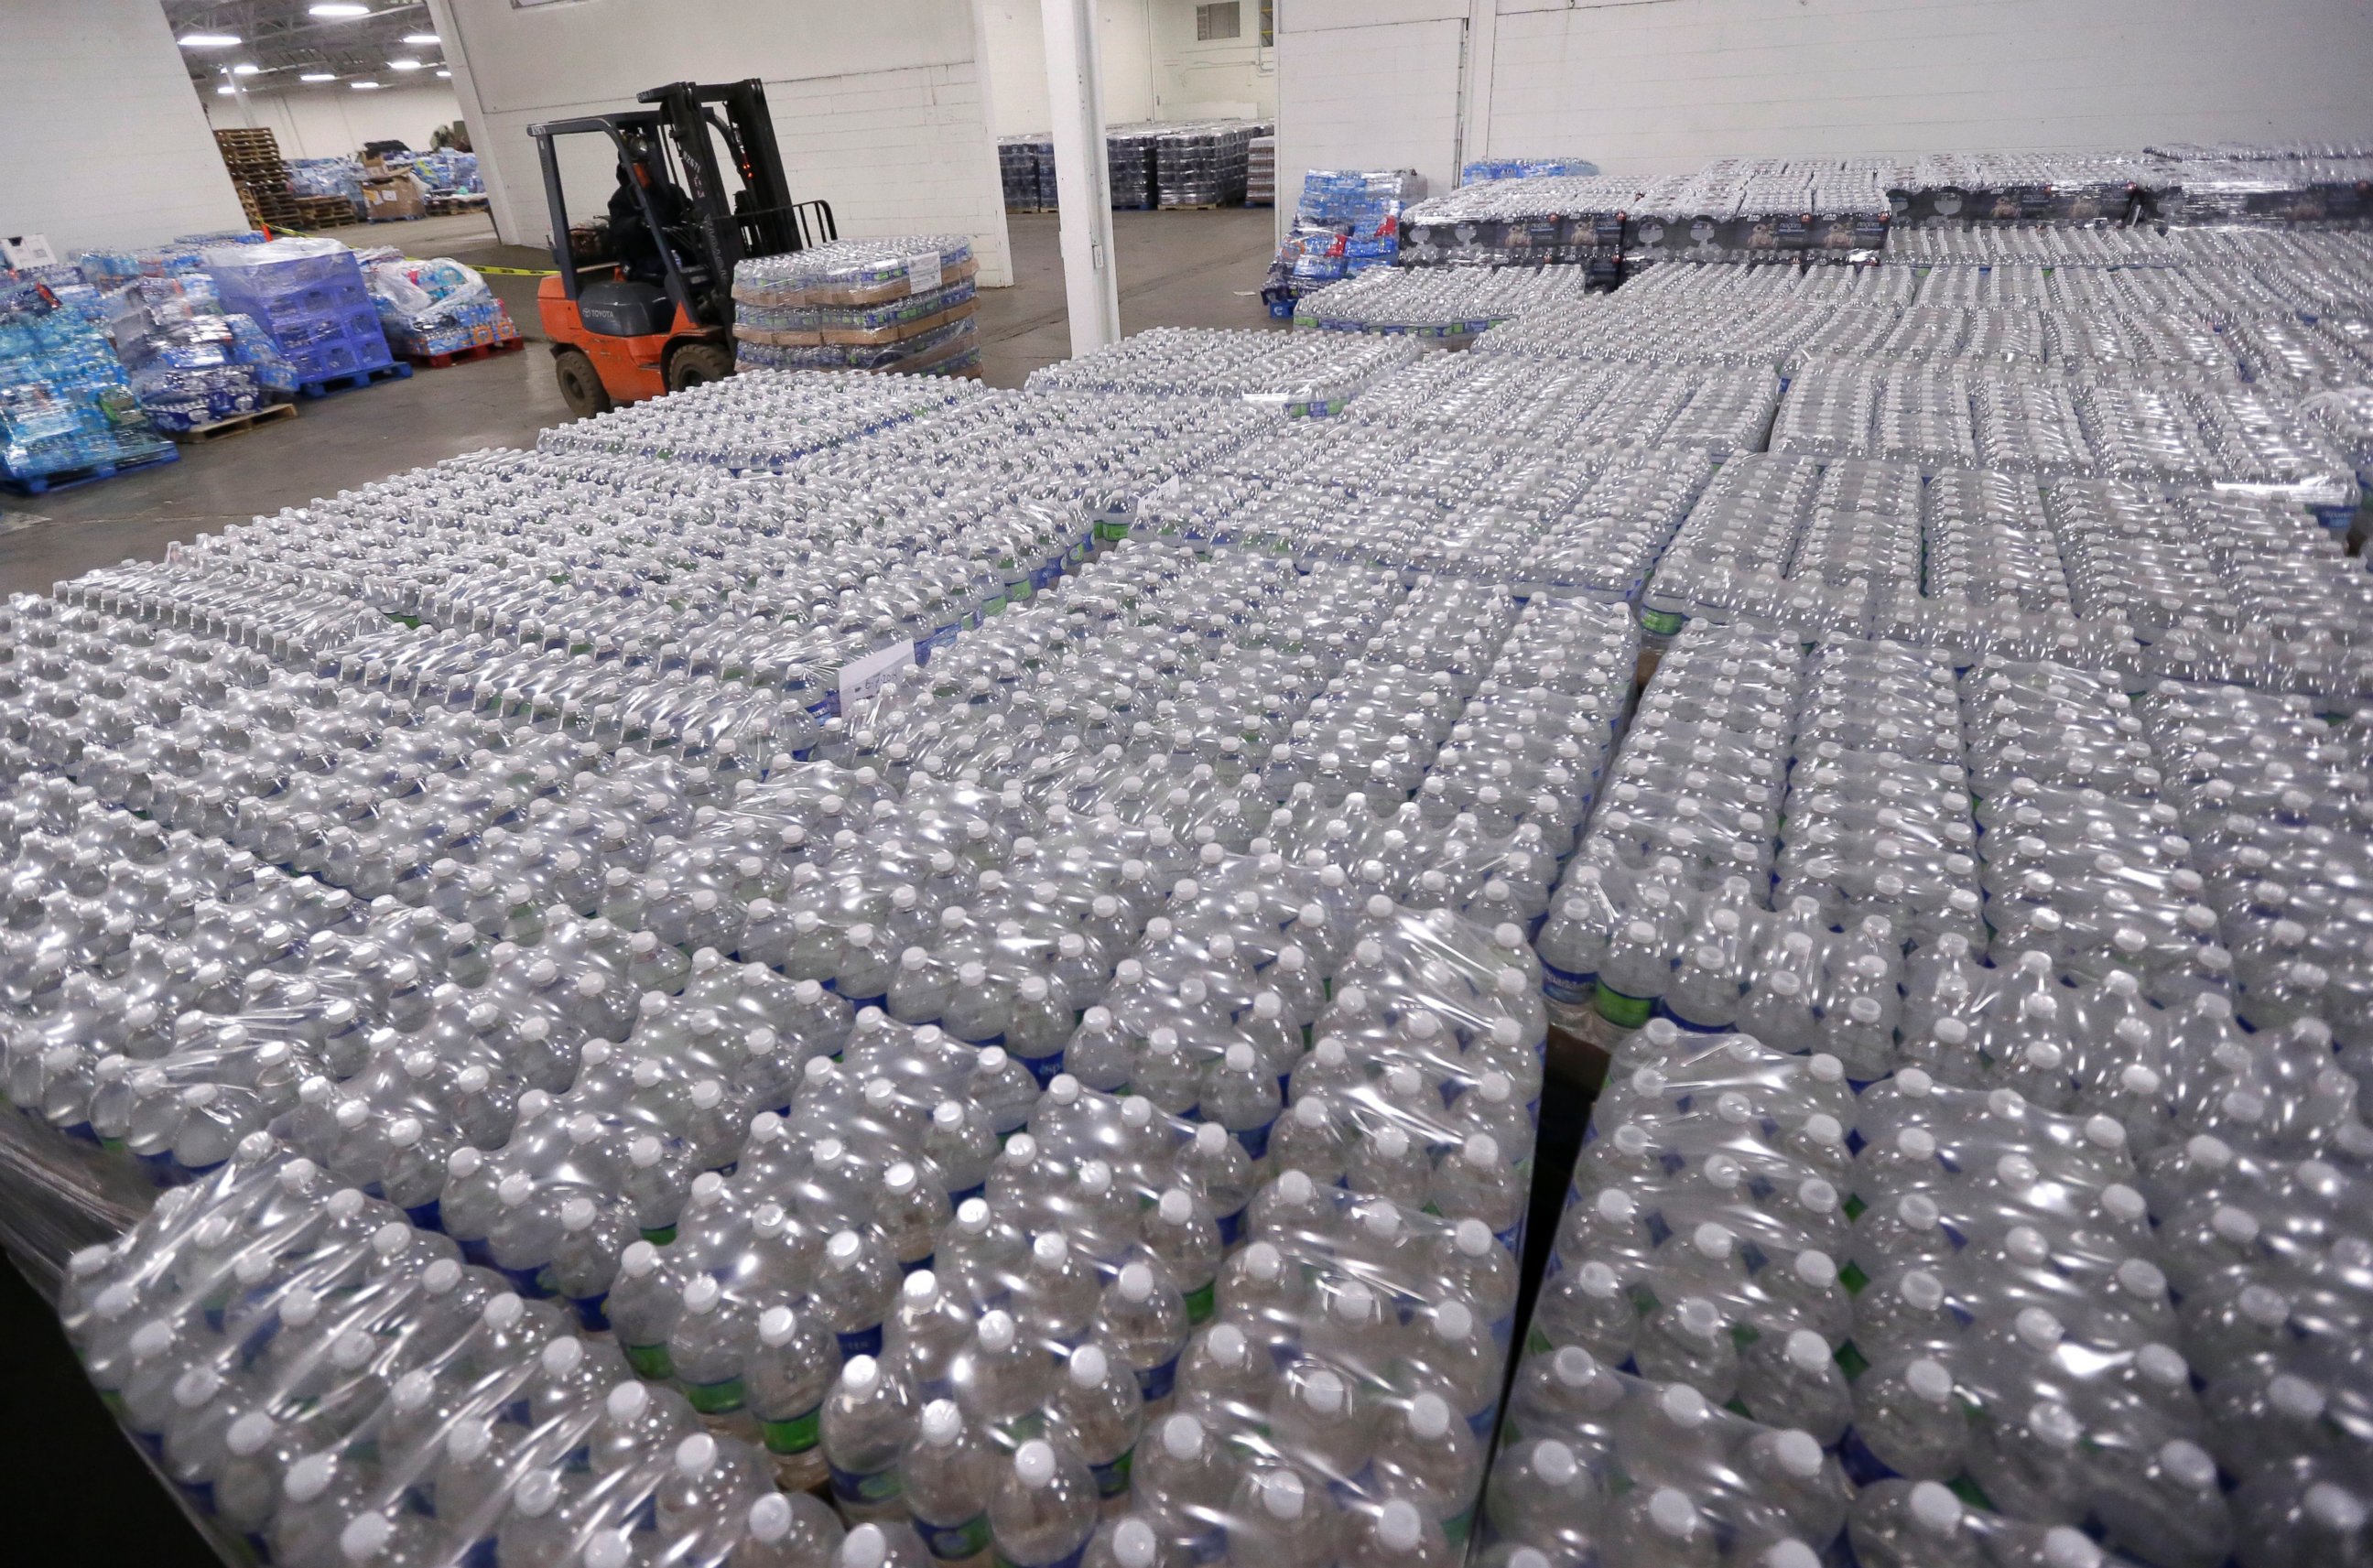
(0, 277, 173, 482)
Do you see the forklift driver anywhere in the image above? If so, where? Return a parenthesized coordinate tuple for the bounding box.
(607, 139, 694, 287)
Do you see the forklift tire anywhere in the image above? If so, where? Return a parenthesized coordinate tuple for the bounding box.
(666, 341, 736, 393)
(552, 348, 612, 418)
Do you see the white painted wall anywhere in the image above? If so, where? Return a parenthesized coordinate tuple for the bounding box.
(982, 0, 1154, 135)
(1274, 0, 2373, 226)
(428, 0, 1013, 286)
(981, 0, 1272, 135)
(0, 0, 248, 255)
(1482, 0, 2373, 177)
(1148, 0, 1274, 121)
(206, 82, 467, 163)
(1273, 1, 1465, 225)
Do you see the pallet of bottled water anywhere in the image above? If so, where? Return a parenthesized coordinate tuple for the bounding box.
(5, 280, 2373, 1568)
(1024, 329, 1426, 417)
(1292, 265, 1600, 340)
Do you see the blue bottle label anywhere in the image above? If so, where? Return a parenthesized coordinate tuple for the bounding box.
(836, 1322, 885, 1360)
(1133, 1352, 1180, 1404)
(829, 1461, 905, 1510)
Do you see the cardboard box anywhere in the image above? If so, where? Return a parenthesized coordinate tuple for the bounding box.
(361, 173, 426, 222)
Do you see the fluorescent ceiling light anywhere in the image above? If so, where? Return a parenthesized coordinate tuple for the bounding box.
(435, 70, 450, 78)
(215, 85, 236, 95)
(351, 81, 382, 90)
(390, 58, 421, 70)
(232, 63, 262, 75)
(179, 32, 241, 48)
(301, 71, 338, 81)
(402, 32, 439, 45)
(309, 3, 372, 16)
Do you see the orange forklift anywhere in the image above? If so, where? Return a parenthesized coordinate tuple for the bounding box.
(530, 80, 835, 416)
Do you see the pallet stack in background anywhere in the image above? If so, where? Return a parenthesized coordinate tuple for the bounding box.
(211, 128, 302, 232)
(206, 238, 401, 394)
(999, 135, 1056, 211)
(1107, 122, 1164, 210)
(1001, 121, 1275, 212)
(1155, 120, 1272, 208)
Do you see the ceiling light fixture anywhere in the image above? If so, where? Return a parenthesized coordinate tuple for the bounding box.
(389, 58, 422, 70)
(309, 3, 372, 17)
(351, 80, 383, 90)
(301, 71, 338, 81)
(402, 32, 439, 45)
(179, 32, 242, 48)
(232, 63, 262, 75)
(215, 84, 236, 95)
(435, 69, 451, 78)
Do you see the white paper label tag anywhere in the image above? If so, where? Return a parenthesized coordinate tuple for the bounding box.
(905, 250, 943, 295)
(840, 639, 917, 706)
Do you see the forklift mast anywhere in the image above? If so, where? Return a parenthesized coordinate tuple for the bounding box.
(636, 80, 802, 287)
(531, 79, 836, 330)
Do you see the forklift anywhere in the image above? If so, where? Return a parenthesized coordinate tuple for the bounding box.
(530, 80, 836, 416)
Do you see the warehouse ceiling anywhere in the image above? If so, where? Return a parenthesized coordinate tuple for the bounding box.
(163, 0, 447, 91)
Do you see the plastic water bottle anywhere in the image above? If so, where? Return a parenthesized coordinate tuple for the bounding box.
(825, 1355, 920, 1524)
(902, 1399, 997, 1568)
(989, 1440, 1099, 1568)
(749, 1303, 841, 1491)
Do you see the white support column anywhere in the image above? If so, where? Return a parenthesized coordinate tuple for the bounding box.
(1458, 0, 1498, 185)
(1041, 0, 1121, 355)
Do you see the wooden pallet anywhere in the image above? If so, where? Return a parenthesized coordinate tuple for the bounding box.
(297, 362, 413, 399)
(401, 336, 526, 370)
(0, 446, 179, 497)
(165, 402, 298, 445)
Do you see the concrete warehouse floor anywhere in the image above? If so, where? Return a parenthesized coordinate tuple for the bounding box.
(0, 207, 1280, 600)
(0, 203, 1281, 1566)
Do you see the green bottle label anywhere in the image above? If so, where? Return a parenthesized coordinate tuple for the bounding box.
(1638, 606, 1685, 637)
(1183, 1279, 1218, 1325)
(761, 1405, 823, 1455)
(623, 1342, 673, 1379)
(684, 1375, 745, 1416)
(1594, 982, 1654, 1028)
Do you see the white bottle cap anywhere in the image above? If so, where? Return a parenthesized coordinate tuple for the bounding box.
(1785, 1330, 1832, 1373)
(2157, 1438, 2216, 1490)
(1014, 1440, 1058, 1489)
(2043, 1527, 2103, 1568)
(1658, 1383, 1710, 1429)
(1770, 1430, 1823, 1478)
(1377, 1500, 1424, 1553)
(339, 1513, 395, 1562)
(1906, 1358, 1955, 1402)
(675, 1433, 717, 1476)
(1647, 1489, 1699, 1540)
(1761, 1543, 1819, 1568)
(842, 1524, 890, 1568)
(842, 1356, 880, 1394)
(1069, 1344, 1110, 1389)
(606, 1381, 651, 1422)
(1104, 1517, 1158, 1568)
(746, 1492, 794, 1545)
(921, 1399, 962, 1445)
(1909, 1480, 1962, 1532)
(1259, 1469, 1307, 1520)
(1162, 1413, 1206, 1460)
